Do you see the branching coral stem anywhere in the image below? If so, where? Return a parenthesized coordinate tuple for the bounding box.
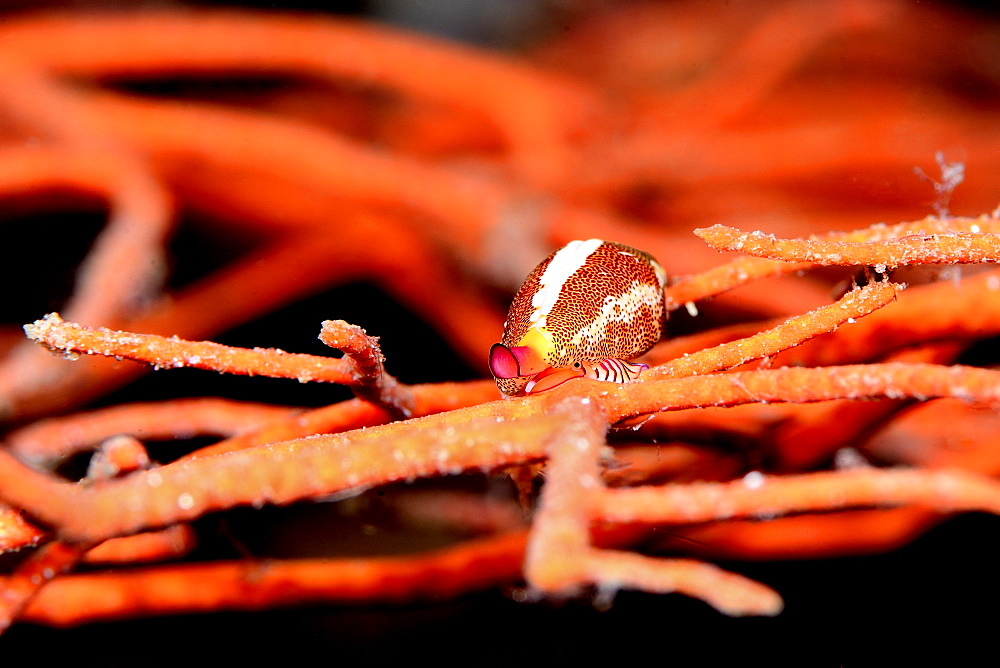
(698, 224, 1000, 266)
(0, 541, 88, 631)
(664, 215, 999, 307)
(603, 362, 1000, 422)
(13, 531, 528, 627)
(24, 313, 358, 384)
(595, 467, 1000, 524)
(0, 409, 561, 542)
(3, 359, 998, 543)
(0, 11, 597, 186)
(318, 319, 414, 418)
(0, 507, 45, 552)
(6, 398, 299, 467)
(649, 280, 899, 380)
(0, 430, 151, 629)
(188, 381, 498, 458)
(525, 397, 783, 616)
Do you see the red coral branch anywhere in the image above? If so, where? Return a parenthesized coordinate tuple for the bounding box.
(664, 215, 998, 308)
(650, 280, 899, 379)
(6, 398, 298, 467)
(0, 426, 151, 629)
(698, 223, 1000, 266)
(25, 313, 360, 384)
(318, 319, 415, 418)
(595, 467, 1000, 524)
(15, 531, 527, 627)
(525, 397, 783, 616)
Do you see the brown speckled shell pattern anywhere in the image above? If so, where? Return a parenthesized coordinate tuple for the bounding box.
(496, 374, 529, 397)
(496, 241, 666, 395)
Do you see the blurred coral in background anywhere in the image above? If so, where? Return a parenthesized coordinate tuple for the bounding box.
(0, 0, 999, 662)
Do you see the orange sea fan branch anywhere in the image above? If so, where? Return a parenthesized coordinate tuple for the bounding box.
(6, 343, 1000, 543)
(774, 268, 1000, 368)
(596, 466, 1000, 525)
(14, 531, 528, 628)
(0, 541, 88, 632)
(0, 506, 45, 552)
(602, 363, 1000, 423)
(318, 319, 415, 418)
(6, 398, 299, 468)
(82, 525, 196, 565)
(525, 397, 783, 616)
(0, 429, 151, 630)
(0, 406, 565, 543)
(24, 313, 365, 386)
(0, 142, 173, 421)
(658, 507, 943, 561)
(187, 381, 499, 459)
(648, 280, 899, 380)
(0, 11, 597, 186)
(664, 214, 999, 308)
(697, 224, 1000, 266)
(0, 145, 172, 326)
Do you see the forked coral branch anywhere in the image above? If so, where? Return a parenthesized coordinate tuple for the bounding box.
(318, 319, 415, 418)
(524, 396, 784, 616)
(24, 313, 413, 418)
(0, 427, 152, 630)
(24, 313, 362, 385)
(664, 215, 1000, 308)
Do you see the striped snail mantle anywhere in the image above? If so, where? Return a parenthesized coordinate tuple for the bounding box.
(489, 239, 667, 396)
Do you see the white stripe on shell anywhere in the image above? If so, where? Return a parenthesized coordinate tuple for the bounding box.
(529, 238, 603, 328)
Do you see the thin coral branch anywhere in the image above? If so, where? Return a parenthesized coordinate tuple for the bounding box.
(6, 398, 299, 467)
(602, 362, 1000, 423)
(660, 507, 941, 560)
(594, 467, 1000, 524)
(0, 428, 150, 630)
(697, 224, 1000, 267)
(525, 397, 783, 616)
(769, 269, 1000, 368)
(14, 531, 527, 628)
(2, 357, 997, 545)
(24, 314, 415, 420)
(82, 525, 196, 565)
(664, 215, 999, 308)
(0, 506, 45, 552)
(24, 313, 360, 384)
(85, 435, 151, 480)
(318, 319, 415, 419)
(0, 11, 596, 186)
(0, 144, 173, 421)
(188, 380, 498, 459)
(648, 280, 899, 380)
(0, 541, 89, 632)
(0, 407, 564, 542)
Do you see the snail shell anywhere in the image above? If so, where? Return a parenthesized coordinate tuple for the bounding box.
(489, 239, 667, 395)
